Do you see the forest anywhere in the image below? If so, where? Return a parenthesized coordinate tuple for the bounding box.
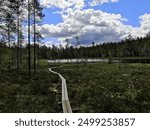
(43, 34, 150, 60)
(1, 1, 150, 74)
(0, 0, 150, 113)
(0, 0, 44, 77)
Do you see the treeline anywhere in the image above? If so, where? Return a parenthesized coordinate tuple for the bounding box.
(0, 0, 44, 77)
(45, 34, 150, 60)
(1, 33, 150, 74)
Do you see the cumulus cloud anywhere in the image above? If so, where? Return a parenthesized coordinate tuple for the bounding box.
(90, 0, 119, 6)
(39, 0, 85, 9)
(39, 0, 119, 9)
(38, 1, 150, 46)
(40, 9, 136, 45)
(139, 14, 150, 34)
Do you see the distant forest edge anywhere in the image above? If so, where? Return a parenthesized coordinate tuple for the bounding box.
(46, 34, 150, 60)
(1, 34, 150, 71)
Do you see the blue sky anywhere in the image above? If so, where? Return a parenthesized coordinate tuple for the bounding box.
(95, 0, 150, 27)
(39, 0, 150, 46)
(42, 8, 63, 24)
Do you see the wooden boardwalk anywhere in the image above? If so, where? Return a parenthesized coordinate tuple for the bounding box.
(49, 68, 72, 113)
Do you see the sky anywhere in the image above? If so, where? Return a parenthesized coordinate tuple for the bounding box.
(38, 0, 150, 46)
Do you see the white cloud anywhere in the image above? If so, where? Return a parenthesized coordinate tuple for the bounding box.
(90, 0, 119, 6)
(39, 0, 84, 9)
(139, 14, 150, 33)
(38, 1, 150, 46)
(40, 9, 150, 46)
(39, 0, 119, 9)
(40, 9, 135, 45)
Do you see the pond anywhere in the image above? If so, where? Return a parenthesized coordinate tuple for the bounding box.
(47, 59, 110, 63)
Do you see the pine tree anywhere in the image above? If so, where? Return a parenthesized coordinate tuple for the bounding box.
(31, 0, 44, 72)
(0, 0, 16, 69)
(28, 0, 31, 78)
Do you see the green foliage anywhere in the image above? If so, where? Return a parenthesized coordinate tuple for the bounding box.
(0, 63, 60, 112)
(54, 63, 150, 113)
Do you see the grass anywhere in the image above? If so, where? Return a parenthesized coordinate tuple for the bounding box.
(0, 61, 150, 113)
(52, 62, 150, 113)
(0, 61, 61, 113)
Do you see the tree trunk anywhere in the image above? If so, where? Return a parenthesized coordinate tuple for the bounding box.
(28, 0, 31, 78)
(17, 15, 20, 74)
(33, 0, 36, 73)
